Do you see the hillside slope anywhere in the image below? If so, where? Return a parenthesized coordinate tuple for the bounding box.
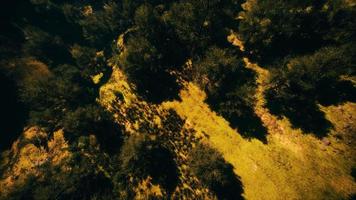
(96, 33, 356, 199)
(0, 0, 355, 199)
(161, 35, 356, 199)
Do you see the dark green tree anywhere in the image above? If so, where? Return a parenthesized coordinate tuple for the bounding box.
(266, 45, 356, 137)
(238, 0, 336, 63)
(117, 134, 179, 197)
(165, 0, 240, 55)
(193, 47, 267, 141)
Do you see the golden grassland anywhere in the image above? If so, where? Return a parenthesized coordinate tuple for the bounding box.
(99, 32, 356, 199)
(100, 56, 356, 199)
(167, 83, 354, 199)
(1, 32, 355, 199)
(161, 33, 355, 199)
(162, 63, 356, 199)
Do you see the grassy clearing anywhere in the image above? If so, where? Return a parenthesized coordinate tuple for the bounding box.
(162, 80, 355, 199)
(99, 32, 356, 200)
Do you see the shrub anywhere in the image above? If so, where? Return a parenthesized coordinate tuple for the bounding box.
(194, 47, 267, 141)
(266, 45, 356, 136)
(118, 135, 179, 195)
(238, 0, 356, 63)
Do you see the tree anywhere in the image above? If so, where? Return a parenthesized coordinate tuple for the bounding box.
(78, 1, 124, 48)
(23, 26, 72, 65)
(193, 47, 267, 141)
(266, 45, 356, 137)
(117, 134, 179, 196)
(193, 47, 243, 98)
(239, 0, 356, 64)
(4, 151, 115, 200)
(165, 0, 240, 55)
(62, 104, 122, 153)
(238, 0, 332, 63)
(120, 8, 185, 103)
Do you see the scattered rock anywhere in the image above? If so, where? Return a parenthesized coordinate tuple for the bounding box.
(322, 138, 331, 146)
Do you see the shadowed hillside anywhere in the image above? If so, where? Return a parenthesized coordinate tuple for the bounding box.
(0, 0, 355, 199)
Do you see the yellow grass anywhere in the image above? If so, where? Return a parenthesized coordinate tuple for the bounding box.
(0, 129, 71, 197)
(162, 81, 355, 199)
(1, 31, 348, 200)
(100, 32, 356, 199)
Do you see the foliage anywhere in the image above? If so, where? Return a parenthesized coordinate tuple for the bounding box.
(194, 47, 267, 141)
(118, 0, 241, 103)
(120, 3, 186, 103)
(238, 0, 356, 137)
(266, 45, 356, 136)
(164, 0, 240, 54)
(1, 0, 355, 199)
(238, 0, 356, 63)
(3, 152, 114, 200)
(62, 105, 122, 153)
(0, 0, 121, 141)
(78, 1, 124, 48)
(194, 47, 243, 98)
(23, 26, 72, 65)
(117, 134, 179, 196)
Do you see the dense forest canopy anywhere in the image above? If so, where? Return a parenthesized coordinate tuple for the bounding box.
(0, 0, 355, 199)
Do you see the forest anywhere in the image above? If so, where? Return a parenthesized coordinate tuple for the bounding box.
(0, 0, 355, 199)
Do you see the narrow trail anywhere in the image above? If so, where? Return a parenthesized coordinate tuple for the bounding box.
(229, 33, 288, 137)
(242, 58, 285, 136)
(231, 35, 313, 157)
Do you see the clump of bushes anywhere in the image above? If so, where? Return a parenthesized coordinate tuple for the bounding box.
(116, 134, 179, 198)
(266, 45, 356, 137)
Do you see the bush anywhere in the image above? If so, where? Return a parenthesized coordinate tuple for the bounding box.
(62, 104, 121, 153)
(120, 29, 184, 103)
(78, 1, 123, 48)
(238, 0, 356, 63)
(118, 134, 179, 195)
(23, 26, 72, 65)
(193, 47, 243, 98)
(165, 0, 239, 54)
(193, 47, 267, 141)
(266, 45, 356, 137)
(4, 153, 114, 200)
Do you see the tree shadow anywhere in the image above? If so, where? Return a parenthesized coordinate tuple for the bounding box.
(219, 104, 268, 144)
(316, 80, 356, 106)
(266, 79, 355, 138)
(210, 161, 244, 200)
(93, 119, 123, 155)
(352, 167, 356, 181)
(0, 72, 28, 152)
(132, 70, 182, 104)
(266, 96, 332, 138)
(146, 146, 180, 196)
(189, 143, 244, 200)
